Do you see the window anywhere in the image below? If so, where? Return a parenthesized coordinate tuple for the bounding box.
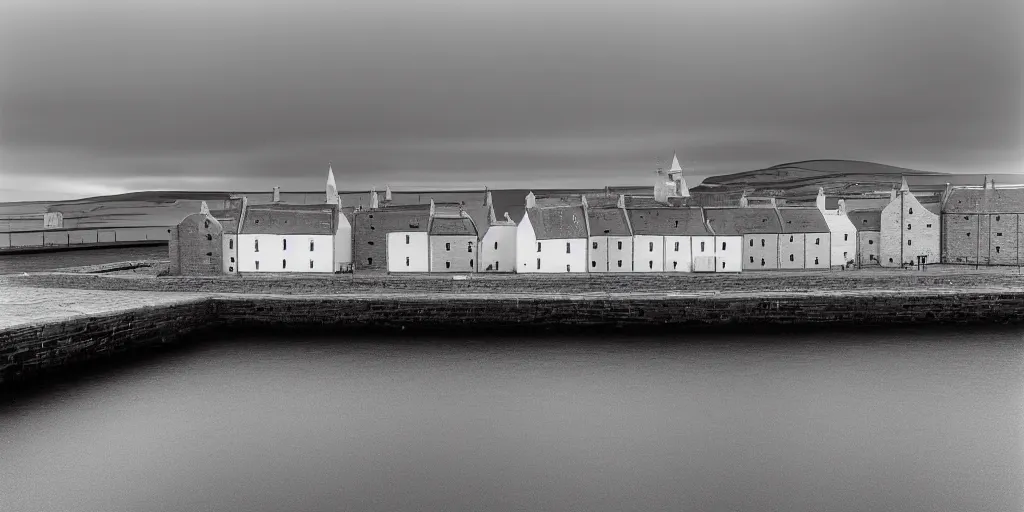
(229, 266, 234, 272)
(761, 239, 766, 247)
(368, 241, 374, 245)
(814, 257, 819, 265)
(790, 254, 794, 262)
(566, 264, 571, 272)
(843, 252, 848, 259)
(229, 239, 234, 249)
(406, 256, 410, 266)
(649, 242, 654, 252)
(907, 224, 912, 230)
(469, 259, 474, 268)
(283, 239, 287, 250)
(889, 258, 894, 263)
(566, 242, 571, 254)
(761, 258, 766, 266)
(926, 224, 932, 228)
(537, 258, 541, 269)
(310, 260, 314, 269)
(593, 241, 598, 250)
(722, 241, 727, 250)
(205, 252, 212, 257)
(494, 242, 498, 250)
(468, 242, 473, 253)
(255, 240, 259, 252)
(255, 261, 260, 270)
(282, 259, 287, 269)
(367, 257, 373, 265)
(750, 256, 754, 263)
(967, 232, 971, 237)
(843, 234, 848, 241)
(722, 262, 726, 269)
(406, 235, 410, 244)
(495, 262, 499, 271)
(996, 215, 1001, 222)
(996, 247, 1001, 253)
(869, 240, 874, 245)
(617, 241, 622, 250)
(997, 232, 1003, 237)
(673, 261, 678, 269)
(310, 240, 315, 251)
(446, 243, 451, 251)
(750, 239, 754, 247)
(675, 221, 679, 228)
(537, 242, 542, 252)
(815, 238, 820, 245)
(790, 236, 794, 242)
(909, 208, 913, 214)
(617, 260, 622, 268)
(592, 261, 597, 268)
(206, 234, 212, 241)
(649, 261, 653, 269)
(908, 240, 912, 246)
(700, 241, 705, 252)
(674, 241, 680, 251)
(204, 220, 209, 228)
(446, 261, 451, 269)
(230, 257, 235, 263)
(964, 216, 969, 220)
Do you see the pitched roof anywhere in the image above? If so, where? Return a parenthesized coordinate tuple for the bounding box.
(429, 215, 478, 236)
(776, 208, 830, 233)
(943, 187, 1024, 214)
(587, 207, 631, 236)
(846, 209, 882, 231)
(923, 202, 941, 216)
(626, 207, 710, 236)
(624, 195, 667, 208)
(239, 204, 337, 235)
(354, 206, 430, 232)
(208, 203, 243, 232)
(703, 207, 783, 235)
(526, 205, 588, 240)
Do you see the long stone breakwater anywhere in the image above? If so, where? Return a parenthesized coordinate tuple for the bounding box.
(3, 284, 1024, 386)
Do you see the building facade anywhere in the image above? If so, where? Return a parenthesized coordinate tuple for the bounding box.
(626, 206, 710, 272)
(587, 198, 633, 272)
(942, 178, 1024, 266)
(777, 208, 831, 270)
(880, 179, 941, 267)
(704, 207, 778, 272)
(816, 189, 857, 268)
(847, 210, 882, 266)
(353, 203, 431, 272)
(169, 207, 224, 276)
(428, 213, 479, 273)
(237, 204, 338, 273)
(516, 193, 589, 273)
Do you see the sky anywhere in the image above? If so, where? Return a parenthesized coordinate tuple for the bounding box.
(1, 0, 1021, 202)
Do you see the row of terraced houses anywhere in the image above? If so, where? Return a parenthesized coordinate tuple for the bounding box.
(170, 156, 1024, 275)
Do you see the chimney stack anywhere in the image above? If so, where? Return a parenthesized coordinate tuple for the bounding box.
(272, 186, 281, 203)
(525, 192, 537, 209)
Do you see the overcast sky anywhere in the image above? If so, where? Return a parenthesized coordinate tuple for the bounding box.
(1, 0, 1021, 201)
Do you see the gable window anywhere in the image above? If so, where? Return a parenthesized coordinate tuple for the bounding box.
(843, 234, 848, 241)
(566, 242, 571, 254)
(229, 239, 234, 249)
(406, 235, 410, 244)
(674, 241, 680, 251)
(909, 208, 914, 214)
(593, 242, 598, 250)
(617, 241, 623, 250)
(255, 260, 260, 270)
(537, 242, 542, 252)
(649, 242, 654, 252)
(255, 240, 259, 252)
(537, 258, 541, 269)
(446, 243, 451, 251)
(283, 239, 287, 250)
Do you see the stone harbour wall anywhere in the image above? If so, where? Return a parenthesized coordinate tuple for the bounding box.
(4, 290, 1024, 386)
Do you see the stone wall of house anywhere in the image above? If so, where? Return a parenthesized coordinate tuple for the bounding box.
(942, 213, 980, 264)
(857, 231, 880, 266)
(352, 211, 387, 272)
(989, 214, 1021, 265)
(429, 235, 477, 273)
(804, 232, 831, 268)
(742, 234, 779, 270)
(174, 214, 223, 276)
(779, 234, 805, 268)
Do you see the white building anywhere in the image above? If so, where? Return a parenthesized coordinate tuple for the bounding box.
(628, 206, 713, 273)
(387, 230, 429, 272)
(516, 192, 589, 273)
(209, 197, 244, 274)
(478, 192, 517, 272)
(237, 203, 339, 273)
(816, 188, 857, 268)
(586, 195, 633, 272)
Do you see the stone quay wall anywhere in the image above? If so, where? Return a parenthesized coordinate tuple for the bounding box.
(4, 290, 1024, 386)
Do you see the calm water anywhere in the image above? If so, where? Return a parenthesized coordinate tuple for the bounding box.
(0, 245, 168, 274)
(2, 329, 1023, 512)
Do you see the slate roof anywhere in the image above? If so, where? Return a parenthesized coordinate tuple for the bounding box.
(703, 207, 783, 236)
(940, 187, 1024, 214)
(587, 207, 631, 236)
(354, 206, 430, 232)
(209, 204, 243, 232)
(526, 206, 588, 240)
(776, 208, 831, 233)
(240, 204, 337, 235)
(923, 202, 941, 216)
(846, 209, 882, 231)
(623, 195, 667, 208)
(626, 207, 710, 236)
(429, 216, 478, 236)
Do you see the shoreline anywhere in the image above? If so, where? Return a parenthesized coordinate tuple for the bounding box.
(4, 276, 1024, 385)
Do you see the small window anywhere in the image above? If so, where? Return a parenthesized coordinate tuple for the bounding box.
(446, 261, 451, 269)
(790, 236, 794, 242)
(761, 239, 765, 247)
(815, 238, 820, 245)
(649, 260, 654, 269)
(843, 252, 848, 259)
(368, 257, 373, 265)
(761, 258, 765, 266)
(282, 259, 286, 268)
(406, 256, 410, 266)
(368, 241, 374, 245)
(722, 241, 727, 250)
(617, 241, 623, 250)
(495, 262, 499, 271)
(566, 264, 571, 272)
(283, 239, 287, 250)
(907, 224, 912, 230)
(908, 240, 912, 246)
(926, 224, 932, 228)
(256, 261, 260, 270)
(537, 242, 542, 253)
(592, 261, 597, 268)
(674, 241, 679, 251)
(617, 260, 622, 267)
(700, 242, 705, 252)
(310, 260, 314, 269)
(229, 239, 233, 249)
(468, 242, 473, 253)
(204, 220, 209, 228)
(494, 242, 498, 250)
(996, 215, 1001, 222)
(469, 259, 474, 268)
(205, 252, 212, 257)
(843, 234, 848, 241)
(649, 242, 654, 252)
(996, 246, 1001, 253)
(868, 240, 874, 245)
(230, 257, 235, 263)
(814, 257, 819, 265)
(566, 242, 571, 254)
(997, 232, 1003, 237)
(537, 258, 541, 269)
(790, 254, 794, 262)
(206, 234, 212, 241)
(593, 242, 598, 250)
(722, 262, 726, 269)
(310, 240, 315, 251)
(406, 235, 410, 244)
(964, 216, 969, 220)
(749, 239, 754, 247)
(909, 208, 914, 214)
(255, 240, 259, 252)
(889, 258, 894, 263)
(673, 261, 678, 269)
(446, 243, 451, 251)
(229, 266, 234, 272)
(967, 232, 971, 237)
(750, 256, 754, 263)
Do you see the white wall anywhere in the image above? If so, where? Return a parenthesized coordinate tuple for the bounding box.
(528, 238, 587, 273)
(822, 212, 857, 267)
(663, 236, 693, 272)
(715, 236, 743, 272)
(334, 214, 352, 268)
(480, 225, 517, 272)
(222, 234, 237, 274)
(590, 236, 632, 272)
(387, 231, 429, 272)
(238, 234, 335, 273)
(588, 237, 608, 272)
(632, 235, 665, 272)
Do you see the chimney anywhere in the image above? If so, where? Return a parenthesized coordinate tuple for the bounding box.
(525, 192, 536, 209)
(484, 188, 492, 208)
(429, 199, 436, 217)
(889, 187, 897, 202)
(837, 199, 847, 215)
(385, 185, 393, 202)
(272, 186, 281, 203)
(199, 201, 210, 215)
(739, 191, 748, 208)
(369, 187, 379, 209)
(617, 194, 626, 209)
(581, 195, 588, 209)
(815, 187, 826, 212)
(503, 212, 513, 223)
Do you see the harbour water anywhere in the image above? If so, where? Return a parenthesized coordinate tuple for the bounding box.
(1, 328, 1022, 512)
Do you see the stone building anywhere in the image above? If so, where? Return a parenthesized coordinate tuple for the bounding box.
(816, 189, 857, 268)
(477, 191, 517, 273)
(627, 205, 711, 272)
(880, 178, 941, 267)
(428, 210, 479, 273)
(847, 209, 882, 266)
(354, 200, 431, 273)
(169, 202, 224, 276)
(704, 207, 779, 271)
(942, 177, 1024, 266)
(777, 207, 832, 270)
(516, 193, 589, 273)
(587, 195, 634, 273)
